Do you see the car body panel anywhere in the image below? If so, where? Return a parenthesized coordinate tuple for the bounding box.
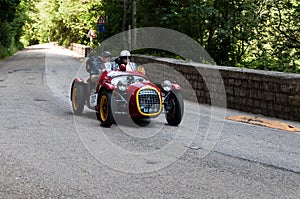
(71, 68, 183, 126)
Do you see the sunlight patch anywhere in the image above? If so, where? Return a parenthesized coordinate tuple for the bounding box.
(227, 116, 300, 132)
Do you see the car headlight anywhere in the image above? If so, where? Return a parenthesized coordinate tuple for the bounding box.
(117, 80, 127, 91)
(162, 80, 172, 92)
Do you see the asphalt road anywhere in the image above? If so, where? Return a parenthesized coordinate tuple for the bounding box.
(0, 43, 299, 198)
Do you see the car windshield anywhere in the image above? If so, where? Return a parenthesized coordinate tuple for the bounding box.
(111, 75, 148, 86)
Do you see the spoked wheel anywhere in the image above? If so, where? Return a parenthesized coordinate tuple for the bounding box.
(97, 89, 114, 127)
(165, 91, 184, 126)
(71, 83, 85, 115)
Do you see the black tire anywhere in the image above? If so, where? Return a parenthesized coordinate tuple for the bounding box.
(165, 91, 184, 126)
(133, 117, 151, 127)
(71, 83, 85, 115)
(97, 89, 114, 127)
(96, 110, 101, 121)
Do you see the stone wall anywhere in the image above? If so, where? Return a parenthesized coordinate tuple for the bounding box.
(70, 43, 92, 57)
(131, 54, 300, 121)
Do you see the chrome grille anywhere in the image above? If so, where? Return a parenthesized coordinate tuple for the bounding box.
(138, 89, 160, 114)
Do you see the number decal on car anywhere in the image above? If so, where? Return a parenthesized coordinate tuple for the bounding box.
(90, 94, 97, 107)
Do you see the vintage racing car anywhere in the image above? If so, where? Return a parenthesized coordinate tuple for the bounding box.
(70, 69, 184, 127)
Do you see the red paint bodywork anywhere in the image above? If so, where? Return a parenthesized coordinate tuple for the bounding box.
(71, 70, 181, 119)
(96, 71, 163, 118)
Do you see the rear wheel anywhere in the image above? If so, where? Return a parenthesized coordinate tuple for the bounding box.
(71, 83, 85, 115)
(97, 89, 114, 127)
(165, 91, 184, 126)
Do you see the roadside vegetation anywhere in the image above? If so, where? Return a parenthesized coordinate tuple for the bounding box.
(1, 0, 299, 73)
(0, 0, 27, 59)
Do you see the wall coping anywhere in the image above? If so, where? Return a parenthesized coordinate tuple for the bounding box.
(132, 54, 300, 79)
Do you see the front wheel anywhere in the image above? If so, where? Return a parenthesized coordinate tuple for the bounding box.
(97, 89, 114, 127)
(164, 91, 184, 126)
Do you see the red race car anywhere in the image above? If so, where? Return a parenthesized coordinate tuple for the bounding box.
(70, 69, 184, 127)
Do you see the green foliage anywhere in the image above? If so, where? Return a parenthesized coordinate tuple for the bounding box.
(21, 0, 104, 47)
(2, 0, 300, 73)
(142, 0, 300, 73)
(242, 0, 300, 73)
(0, 0, 26, 59)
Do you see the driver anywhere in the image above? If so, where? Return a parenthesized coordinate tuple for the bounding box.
(90, 50, 112, 83)
(115, 50, 137, 71)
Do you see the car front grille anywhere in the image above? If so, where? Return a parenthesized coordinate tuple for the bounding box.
(137, 88, 161, 115)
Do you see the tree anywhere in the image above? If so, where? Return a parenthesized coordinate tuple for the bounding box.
(122, 0, 127, 32)
(21, 0, 104, 47)
(238, 0, 300, 72)
(5, 0, 300, 73)
(0, 0, 28, 58)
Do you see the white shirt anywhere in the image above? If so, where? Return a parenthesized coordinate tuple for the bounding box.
(125, 62, 137, 71)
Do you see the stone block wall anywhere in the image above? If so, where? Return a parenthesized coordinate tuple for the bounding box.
(132, 54, 300, 121)
(70, 43, 92, 57)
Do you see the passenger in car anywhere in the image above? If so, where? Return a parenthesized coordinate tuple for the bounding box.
(114, 50, 138, 71)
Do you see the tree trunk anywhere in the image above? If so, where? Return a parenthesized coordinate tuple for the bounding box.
(132, 0, 136, 49)
(122, 0, 127, 32)
(132, 0, 136, 29)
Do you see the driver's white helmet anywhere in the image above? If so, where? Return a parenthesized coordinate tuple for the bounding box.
(120, 50, 131, 57)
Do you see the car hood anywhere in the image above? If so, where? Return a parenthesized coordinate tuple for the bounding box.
(127, 81, 159, 93)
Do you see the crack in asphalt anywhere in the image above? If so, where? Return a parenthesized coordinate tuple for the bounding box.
(186, 145, 300, 175)
(7, 69, 32, 74)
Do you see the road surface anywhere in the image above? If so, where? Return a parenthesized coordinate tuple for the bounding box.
(0, 44, 299, 198)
